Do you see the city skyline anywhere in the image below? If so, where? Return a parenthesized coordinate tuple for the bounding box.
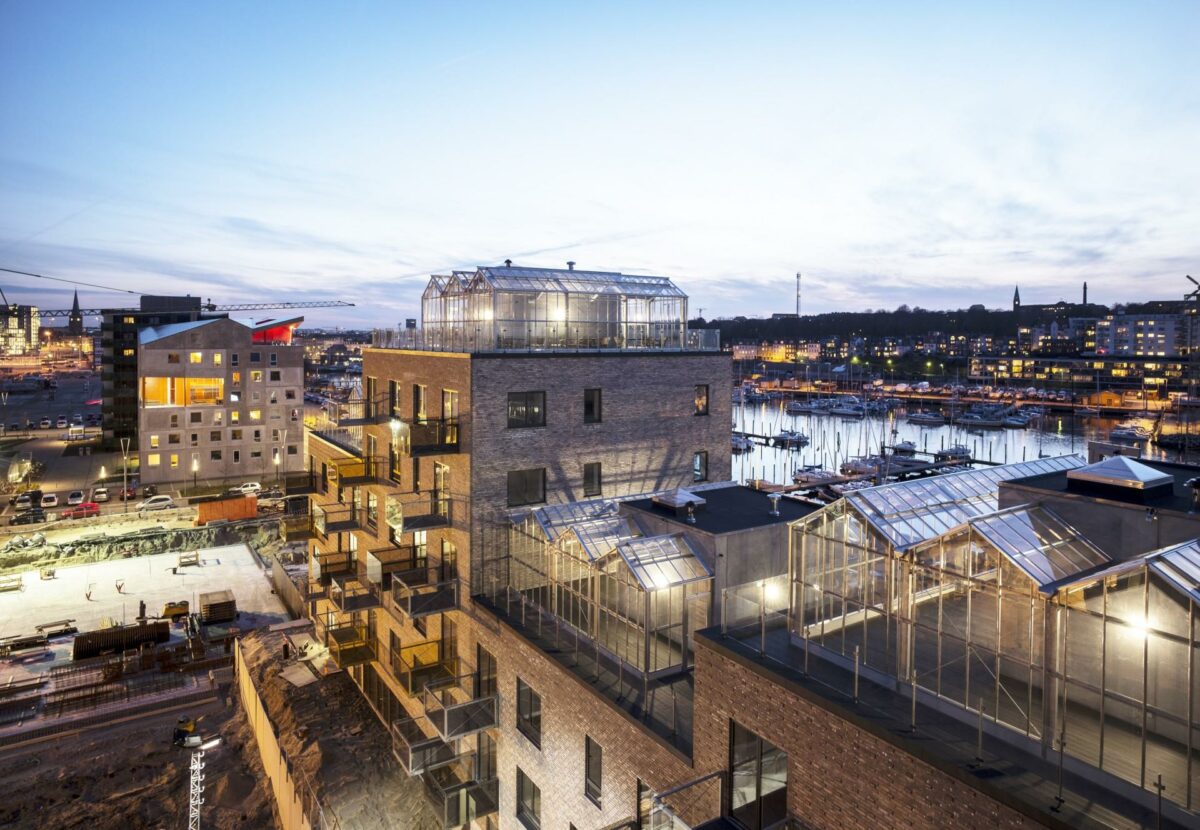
(2, 2, 1197, 327)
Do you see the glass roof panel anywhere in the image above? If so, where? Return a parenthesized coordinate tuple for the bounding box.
(522, 498, 621, 541)
(615, 534, 712, 591)
(1149, 539, 1200, 604)
(566, 516, 643, 562)
(971, 507, 1110, 593)
(847, 455, 1086, 550)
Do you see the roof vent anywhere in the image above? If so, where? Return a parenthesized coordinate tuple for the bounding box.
(651, 488, 707, 519)
(504, 259, 512, 267)
(1066, 455, 1174, 503)
(567, 261, 576, 271)
(768, 492, 782, 516)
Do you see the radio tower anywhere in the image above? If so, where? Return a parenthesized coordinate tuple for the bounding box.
(795, 272, 802, 318)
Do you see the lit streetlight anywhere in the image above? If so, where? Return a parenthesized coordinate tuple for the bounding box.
(120, 437, 130, 513)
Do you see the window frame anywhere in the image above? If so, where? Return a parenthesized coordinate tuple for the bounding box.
(507, 391, 546, 429)
(693, 450, 708, 482)
(584, 736, 603, 807)
(694, 384, 710, 416)
(583, 461, 602, 497)
(583, 388, 602, 424)
(507, 468, 546, 508)
(516, 678, 542, 748)
(516, 768, 541, 830)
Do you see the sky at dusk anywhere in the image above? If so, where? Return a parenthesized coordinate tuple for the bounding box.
(1, 1, 1197, 328)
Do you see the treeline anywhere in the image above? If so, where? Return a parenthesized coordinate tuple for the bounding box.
(693, 304, 1021, 341)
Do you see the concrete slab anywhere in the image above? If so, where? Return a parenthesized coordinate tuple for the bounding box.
(0, 543, 290, 677)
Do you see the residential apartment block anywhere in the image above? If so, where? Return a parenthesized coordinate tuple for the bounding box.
(137, 316, 304, 486)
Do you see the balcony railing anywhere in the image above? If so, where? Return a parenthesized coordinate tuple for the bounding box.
(333, 393, 388, 427)
(410, 418, 460, 455)
(400, 492, 452, 531)
(330, 455, 388, 486)
(312, 503, 362, 535)
(645, 771, 724, 830)
(311, 548, 352, 582)
(372, 325, 721, 353)
(391, 566, 458, 620)
(388, 640, 458, 698)
(329, 575, 380, 614)
(423, 675, 498, 741)
(391, 716, 460, 776)
(311, 427, 363, 456)
(422, 757, 499, 828)
(324, 620, 375, 669)
(366, 544, 423, 592)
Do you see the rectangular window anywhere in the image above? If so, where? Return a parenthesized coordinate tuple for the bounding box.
(213, 352, 222, 366)
(585, 736, 603, 806)
(729, 721, 788, 830)
(250, 370, 263, 383)
(583, 462, 602, 497)
(694, 384, 710, 415)
(232, 371, 241, 387)
(190, 411, 202, 424)
(693, 450, 708, 482)
(231, 353, 239, 367)
(516, 678, 541, 747)
(507, 468, 546, 507)
(213, 411, 224, 426)
(169, 453, 179, 469)
(269, 352, 278, 366)
(190, 432, 199, 447)
(249, 409, 262, 421)
(231, 429, 242, 441)
(189, 352, 202, 364)
(507, 391, 546, 428)
(210, 450, 222, 461)
(230, 411, 240, 424)
(168, 433, 181, 445)
(250, 351, 261, 363)
(147, 453, 160, 467)
(233, 450, 240, 463)
(366, 492, 378, 527)
(516, 768, 541, 830)
(583, 388, 602, 423)
(149, 434, 160, 449)
(169, 414, 179, 428)
(412, 384, 427, 421)
(167, 352, 180, 364)
(209, 430, 221, 442)
(269, 370, 281, 382)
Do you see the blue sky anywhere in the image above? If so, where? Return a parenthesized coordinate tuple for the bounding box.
(1, 1, 1197, 328)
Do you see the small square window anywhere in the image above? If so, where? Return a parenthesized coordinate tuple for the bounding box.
(209, 430, 221, 442)
(251, 370, 263, 383)
(230, 411, 240, 424)
(269, 370, 281, 382)
(190, 411, 202, 424)
(213, 352, 223, 366)
(210, 450, 222, 461)
(507, 391, 546, 428)
(507, 468, 546, 507)
(149, 434, 160, 449)
(189, 352, 202, 364)
(147, 453, 161, 467)
(249, 409, 262, 421)
(167, 352, 180, 364)
(250, 351, 261, 363)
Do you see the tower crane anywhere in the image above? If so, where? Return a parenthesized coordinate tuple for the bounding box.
(31, 299, 355, 318)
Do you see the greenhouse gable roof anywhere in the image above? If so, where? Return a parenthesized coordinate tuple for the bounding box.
(428, 265, 688, 299)
(563, 515, 644, 562)
(846, 454, 1086, 550)
(612, 534, 712, 591)
(1056, 536, 1200, 604)
(968, 506, 1112, 595)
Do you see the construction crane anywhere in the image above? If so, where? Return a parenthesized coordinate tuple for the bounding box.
(31, 299, 354, 319)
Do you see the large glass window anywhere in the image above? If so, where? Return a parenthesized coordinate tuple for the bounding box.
(584, 462, 602, 497)
(516, 678, 541, 747)
(508, 468, 546, 507)
(508, 391, 546, 428)
(516, 768, 541, 830)
(694, 384, 710, 415)
(693, 451, 708, 482)
(729, 721, 788, 830)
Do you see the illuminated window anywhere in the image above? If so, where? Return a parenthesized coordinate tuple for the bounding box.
(122, 316, 135, 324)
(189, 352, 202, 364)
(122, 348, 135, 357)
(170, 453, 179, 469)
(213, 352, 223, 366)
(232, 372, 240, 386)
(147, 453, 161, 466)
(149, 435, 160, 449)
(250, 409, 262, 421)
(251, 371, 263, 383)
(230, 411, 240, 424)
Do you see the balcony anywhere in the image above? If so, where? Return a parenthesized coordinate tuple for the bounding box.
(312, 503, 362, 535)
(388, 640, 458, 698)
(311, 427, 363, 457)
(332, 393, 387, 427)
(323, 620, 375, 669)
(311, 548, 352, 582)
(330, 455, 388, 486)
(400, 492, 452, 531)
(410, 418, 460, 456)
(366, 544, 423, 592)
(423, 675, 498, 741)
(391, 567, 458, 620)
(329, 575, 380, 614)
(391, 716, 460, 776)
(422, 757, 499, 828)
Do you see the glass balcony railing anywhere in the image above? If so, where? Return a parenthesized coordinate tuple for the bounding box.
(391, 716, 459, 776)
(366, 544, 423, 592)
(329, 575, 380, 614)
(323, 620, 375, 669)
(312, 503, 363, 535)
(422, 675, 498, 741)
(333, 394, 388, 427)
(422, 757, 499, 828)
(311, 548, 353, 582)
(391, 567, 457, 620)
(388, 640, 458, 698)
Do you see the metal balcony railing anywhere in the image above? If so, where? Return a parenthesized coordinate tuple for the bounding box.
(311, 427, 363, 456)
(391, 716, 460, 776)
(391, 566, 458, 620)
(311, 548, 353, 582)
(366, 544, 423, 592)
(329, 575, 380, 614)
(333, 393, 388, 427)
(422, 757, 499, 828)
(388, 640, 458, 698)
(400, 492, 452, 530)
(330, 455, 388, 486)
(422, 675, 498, 741)
(312, 503, 362, 535)
(324, 620, 375, 669)
(410, 418, 460, 455)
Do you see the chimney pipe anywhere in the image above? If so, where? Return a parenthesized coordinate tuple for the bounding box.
(567, 261, 575, 271)
(768, 492, 782, 517)
(504, 259, 512, 267)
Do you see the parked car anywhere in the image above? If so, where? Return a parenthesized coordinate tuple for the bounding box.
(39, 418, 51, 429)
(92, 486, 110, 503)
(143, 484, 158, 497)
(118, 485, 138, 500)
(55, 417, 67, 428)
(67, 490, 85, 505)
(71, 414, 83, 425)
(40, 493, 58, 508)
(229, 482, 262, 495)
(14, 494, 32, 511)
(136, 495, 176, 512)
(61, 502, 100, 520)
(10, 509, 46, 526)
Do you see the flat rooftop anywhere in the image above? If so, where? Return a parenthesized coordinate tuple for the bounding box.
(623, 484, 820, 535)
(1007, 456, 1200, 514)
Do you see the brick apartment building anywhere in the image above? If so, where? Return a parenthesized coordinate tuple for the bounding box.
(137, 315, 304, 487)
(301, 265, 1199, 830)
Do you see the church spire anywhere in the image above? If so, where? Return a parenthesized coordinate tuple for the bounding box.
(1013, 285, 1021, 311)
(71, 290, 80, 313)
(68, 290, 83, 336)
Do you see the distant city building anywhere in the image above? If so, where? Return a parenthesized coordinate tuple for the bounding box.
(137, 315, 303, 486)
(0, 303, 40, 356)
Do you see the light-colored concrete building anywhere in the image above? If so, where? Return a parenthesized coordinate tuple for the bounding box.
(137, 316, 304, 488)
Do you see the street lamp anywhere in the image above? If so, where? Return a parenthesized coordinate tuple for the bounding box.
(120, 437, 130, 513)
(192, 455, 199, 491)
(278, 428, 288, 492)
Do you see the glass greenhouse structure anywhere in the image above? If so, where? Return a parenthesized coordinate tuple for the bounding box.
(789, 455, 1200, 810)
(400, 265, 710, 352)
(499, 499, 713, 678)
